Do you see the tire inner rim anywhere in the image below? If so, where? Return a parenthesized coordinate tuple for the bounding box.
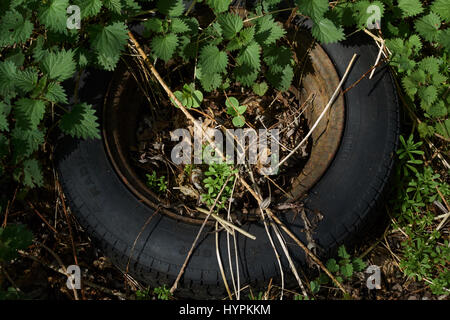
(102, 28, 345, 225)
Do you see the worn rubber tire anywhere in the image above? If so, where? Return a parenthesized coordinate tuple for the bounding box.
(56, 29, 399, 299)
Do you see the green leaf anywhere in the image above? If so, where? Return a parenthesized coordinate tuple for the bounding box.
(14, 98, 46, 130)
(0, 10, 33, 46)
(427, 101, 447, 118)
(41, 49, 76, 82)
(418, 57, 442, 75)
(77, 0, 103, 18)
(143, 18, 163, 34)
(263, 45, 293, 73)
(431, 0, 450, 22)
(267, 65, 293, 91)
(14, 68, 38, 94)
(435, 119, 450, 139)
(255, 15, 286, 45)
(0, 102, 10, 132)
(352, 258, 367, 272)
(104, 0, 122, 13)
(414, 12, 441, 43)
(338, 245, 350, 259)
(11, 127, 45, 159)
(205, 0, 231, 13)
(398, 0, 423, 18)
(438, 29, 450, 51)
(157, 0, 185, 17)
(151, 33, 178, 62)
(21, 159, 44, 188)
(91, 22, 129, 71)
(59, 103, 100, 139)
(311, 18, 345, 44)
(252, 82, 268, 96)
(234, 64, 259, 87)
(295, 0, 329, 20)
(237, 42, 261, 71)
(170, 18, 190, 34)
(197, 68, 223, 92)
(38, 0, 69, 33)
(218, 13, 243, 40)
(45, 82, 68, 104)
(199, 45, 228, 74)
(340, 263, 354, 278)
(0, 60, 18, 98)
(418, 86, 438, 108)
(310, 280, 320, 294)
(232, 115, 246, 127)
(326, 258, 340, 273)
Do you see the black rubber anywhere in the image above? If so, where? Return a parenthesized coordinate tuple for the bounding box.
(56, 29, 400, 299)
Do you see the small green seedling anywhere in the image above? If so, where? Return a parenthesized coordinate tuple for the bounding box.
(252, 82, 268, 96)
(226, 97, 247, 127)
(153, 285, 172, 300)
(173, 83, 203, 109)
(146, 171, 168, 193)
(201, 162, 237, 210)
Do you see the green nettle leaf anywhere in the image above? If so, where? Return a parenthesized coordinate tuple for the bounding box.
(397, 0, 423, 18)
(41, 49, 76, 82)
(237, 42, 261, 71)
(427, 101, 447, 118)
(197, 68, 223, 92)
(170, 18, 190, 34)
(20, 159, 44, 188)
(326, 259, 340, 273)
(45, 82, 68, 104)
(38, 0, 69, 33)
(14, 69, 38, 94)
(311, 18, 345, 44)
(267, 65, 293, 91)
(91, 22, 129, 71)
(0, 10, 34, 46)
(255, 15, 286, 45)
(295, 0, 329, 20)
(218, 13, 244, 40)
(263, 45, 293, 73)
(151, 33, 178, 62)
(143, 18, 163, 34)
(199, 45, 228, 74)
(341, 263, 354, 278)
(0, 60, 18, 98)
(234, 64, 259, 87)
(0, 102, 10, 132)
(414, 12, 441, 43)
(252, 82, 268, 96)
(104, 0, 122, 14)
(435, 119, 450, 139)
(418, 86, 438, 109)
(157, 0, 185, 17)
(60, 103, 100, 139)
(77, 0, 103, 18)
(418, 57, 442, 75)
(205, 0, 232, 13)
(431, 0, 450, 23)
(352, 258, 367, 272)
(11, 127, 45, 159)
(338, 245, 351, 259)
(14, 98, 46, 130)
(178, 36, 197, 61)
(438, 29, 450, 51)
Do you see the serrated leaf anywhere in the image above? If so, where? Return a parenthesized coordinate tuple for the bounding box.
(21, 159, 43, 188)
(205, 0, 231, 13)
(143, 18, 163, 34)
(435, 119, 450, 139)
(427, 101, 447, 118)
(326, 258, 340, 273)
(338, 245, 350, 259)
(418, 86, 438, 108)
(151, 33, 178, 62)
(218, 13, 243, 40)
(234, 64, 259, 87)
(267, 65, 293, 91)
(0, 10, 33, 47)
(398, 0, 423, 18)
(414, 12, 441, 43)
(45, 82, 68, 104)
(0, 102, 9, 132)
(255, 15, 286, 45)
(91, 22, 129, 71)
(237, 42, 261, 71)
(438, 29, 450, 51)
(14, 99, 46, 130)
(11, 127, 45, 159)
(264, 45, 293, 73)
(199, 45, 228, 74)
(352, 258, 366, 272)
(76, 0, 103, 18)
(41, 49, 76, 82)
(38, 0, 69, 33)
(431, 0, 450, 22)
(157, 0, 185, 17)
(178, 35, 197, 61)
(14, 68, 38, 94)
(170, 18, 190, 34)
(0, 60, 18, 98)
(295, 0, 329, 20)
(60, 103, 100, 139)
(340, 263, 354, 278)
(311, 18, 345, 44)
(418, 57, 442, 75)
(197, 68, 222, 92)
(104, 0, 122, 14)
